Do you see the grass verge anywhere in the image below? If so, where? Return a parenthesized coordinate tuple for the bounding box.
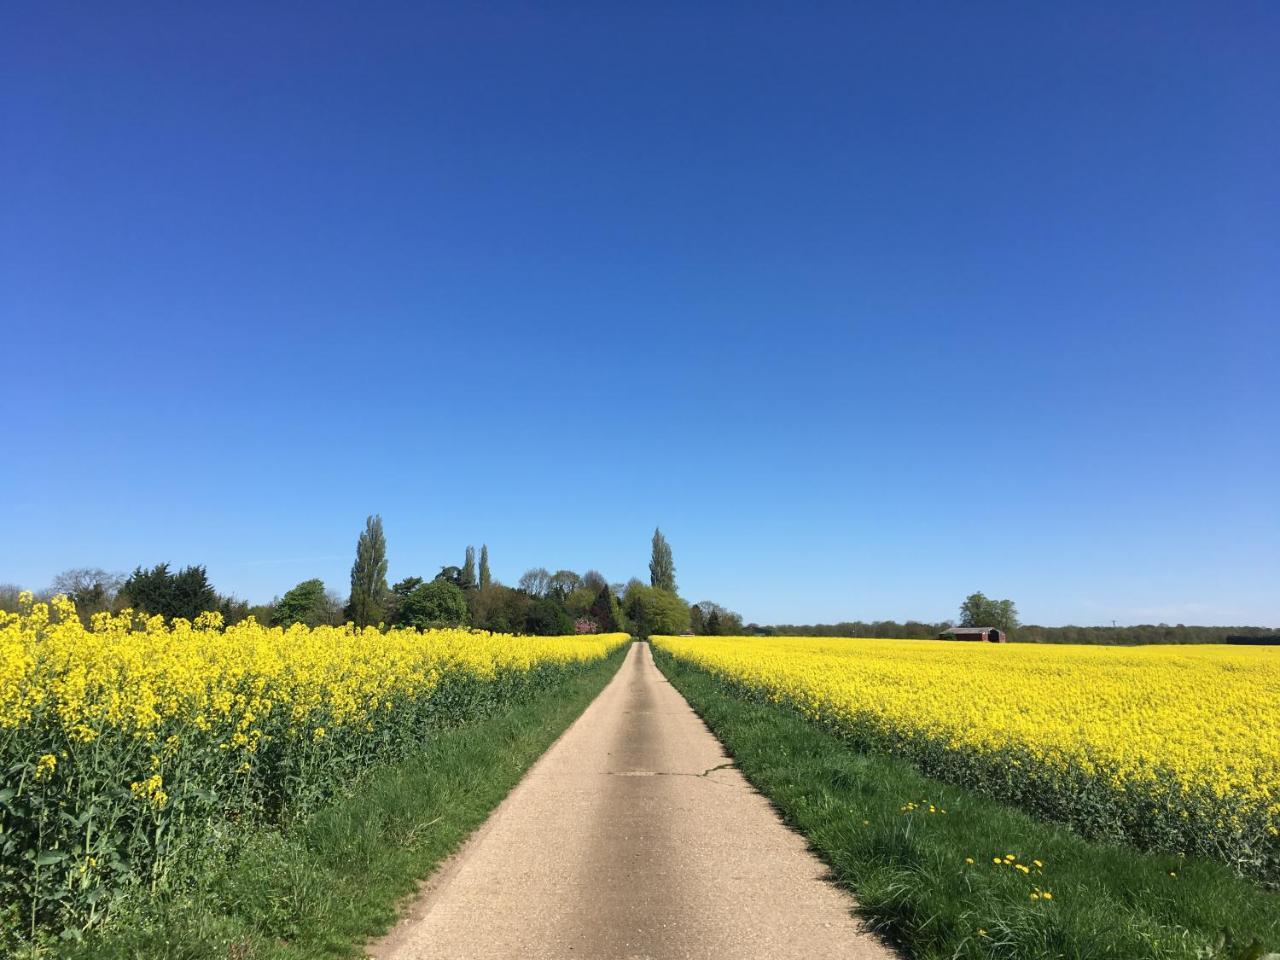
(654, 648, 1280, 960)
(47, 645, 629, 960)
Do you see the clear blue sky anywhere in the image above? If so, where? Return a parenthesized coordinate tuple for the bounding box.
(3, 3, 1277, 626)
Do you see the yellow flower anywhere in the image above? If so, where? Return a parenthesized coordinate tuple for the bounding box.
(965, 857, 975, 865)
(34, 753, 57, 780)
(650, 634, 1280, 871)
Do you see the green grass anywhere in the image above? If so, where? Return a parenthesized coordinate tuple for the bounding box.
(37, 646, 628, 960)
(653, 648, 1280, 960)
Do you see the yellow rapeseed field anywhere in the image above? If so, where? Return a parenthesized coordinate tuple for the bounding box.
(652, 635, 1280, 881)
(0, 593, 627, 935)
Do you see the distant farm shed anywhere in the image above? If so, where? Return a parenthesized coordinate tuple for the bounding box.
(940, 627, 1007, 643)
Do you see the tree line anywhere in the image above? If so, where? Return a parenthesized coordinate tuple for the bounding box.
(4, 549, 1269, 645)
(0, 520, 745, 640)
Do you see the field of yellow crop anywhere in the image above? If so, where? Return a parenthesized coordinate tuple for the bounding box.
(0, 593, 627, 937)
(651, 635, 1280, 883)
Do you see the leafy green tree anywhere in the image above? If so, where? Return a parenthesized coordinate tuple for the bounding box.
(469, 584, 531, 633)
(689, 603, 705, 635)
(399, 579, 469, 629)
(461, 546, 477, 591)
(959, 591, 1020, 633)
(121, 563, 219, 621)
(479, 544, 491, 589)
(525, 597, 574, 636)
(649, 527, 676, 592)
(347, 515, 389, 627)
(272, 578, 330, 627)
(623, 581, 690, 638)
(385, 576, 424, 624)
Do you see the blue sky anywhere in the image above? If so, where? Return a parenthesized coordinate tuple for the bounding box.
(2, 3, 1277, 626)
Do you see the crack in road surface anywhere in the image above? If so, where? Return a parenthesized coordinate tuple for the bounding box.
(368, 642, 895, 960)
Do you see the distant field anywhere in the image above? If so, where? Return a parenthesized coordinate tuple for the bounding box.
(652, 635, 1280, 884)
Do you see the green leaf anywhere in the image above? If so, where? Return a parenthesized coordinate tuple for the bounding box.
(34, 850, 68, 866)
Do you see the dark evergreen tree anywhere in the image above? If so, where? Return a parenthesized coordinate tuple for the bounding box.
(479, 544, 491, 589)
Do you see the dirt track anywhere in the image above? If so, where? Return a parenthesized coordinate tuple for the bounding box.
(369, 641, 894, 960)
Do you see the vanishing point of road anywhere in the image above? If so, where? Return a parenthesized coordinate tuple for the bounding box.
(370, 641, 894, 960)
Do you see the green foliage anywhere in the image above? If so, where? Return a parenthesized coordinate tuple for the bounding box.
(524, 598, 574, 636)
(272, 579, 330, 628)
(648, 527, 676, 593)
(468, 584, 532, 634)
(588, 587, 622, 633)
(478, 544, 491, 589)
(691, 601, 743, 636)
(623, 582, 690, 638)
(563, 587, 597, 620)
(655, 651, 1280, 960)
(346, 515, 388, 628)
(960, 591, 1020, 633)
(121, 563, 218, 621)
(398, 580, 469, 629)
(60, 650, 627, 960)
(461, 546, 477, 591)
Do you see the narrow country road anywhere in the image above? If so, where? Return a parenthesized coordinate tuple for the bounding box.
(370, 641, 894, 960)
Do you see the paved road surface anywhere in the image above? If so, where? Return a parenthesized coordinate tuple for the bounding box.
(369, 641, 894, 960)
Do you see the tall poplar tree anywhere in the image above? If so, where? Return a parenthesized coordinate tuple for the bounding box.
(649, 527, 676, 593)
(461, 545, 477, 590)
(479, 544, 491, 589)
(347, 514, 389, 627)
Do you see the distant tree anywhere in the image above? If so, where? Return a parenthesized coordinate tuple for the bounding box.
(218, 594, 253, 625)
(273, 578, 330, 627)
(706, 608, 722, 635)
(589, 586, 622, 633)
(0, 584, 26, 613)
(623, 582, 690, 638)
(581, 569, 608, 593)
(959, 591, 1019, 633)
(461, 546, 477, 590)
(689, 603, 705, 635)
(436, 565, 464, 587)
(564, 587, 598, 620)
(649, 527, 676, 593)
(399, 579, 469, 629)
(50, 568, 124, 618)
(386, 576, 425, 624)
(121, 563, 218, 621)
(518, 567, 551, 597)
(469, 584, 532, 633)
(479, 544, 491, 589)
(547, 569, 582, 600)
(525, 597, 574, 636)
(347, 515, 389, 627)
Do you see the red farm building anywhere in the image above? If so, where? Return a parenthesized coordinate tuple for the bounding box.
(939, 627, 1007, 643)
